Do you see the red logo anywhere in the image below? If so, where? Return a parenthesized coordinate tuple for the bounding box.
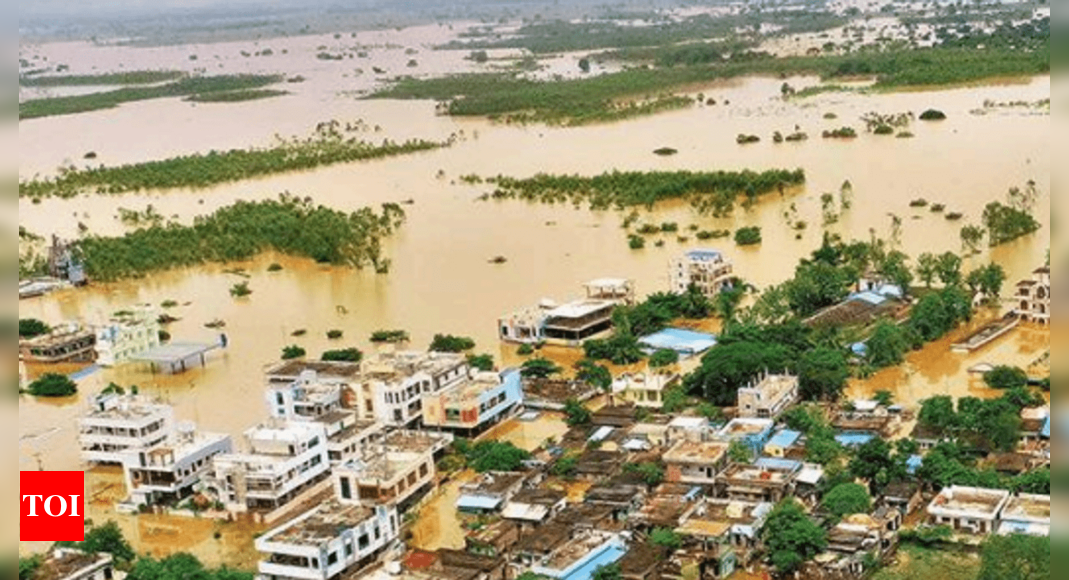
(20, 471, 85, 542)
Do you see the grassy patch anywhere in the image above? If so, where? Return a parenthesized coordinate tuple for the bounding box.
(186, 89, 289, 103)
(19, 71, 184, 87)
(872, 545, 979, 580)
(20, 74, 283, 120)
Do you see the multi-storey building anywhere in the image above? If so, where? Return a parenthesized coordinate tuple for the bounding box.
(210, 420, 331, 513)
(421, 369, 523, 435)
(79, 393, 175, 465)
(356, 351, 471, 427)
(1015, 265, 1050, 324)
(737, 373, 799, 420)
(121, 422, 231, 507)
(94, 306, 161, 367)
(669, 249, 734, 298)
(255, 500, 400, 580)
(332, 430, 452, 512)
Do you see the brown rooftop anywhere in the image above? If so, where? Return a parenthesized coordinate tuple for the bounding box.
(1002, 495, 1050, 520)
(270, 500, 374, 546)
(516, 522, 571, 554)
(267, 360, 362, 379)
(34, 552, 110, 580)
(664, 440, 729, 465)
(511, 487, 566, 506)
(618, 543, 664, 576)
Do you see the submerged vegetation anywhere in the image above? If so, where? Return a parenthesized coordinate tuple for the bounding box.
(476, 169, 805, 216)
(20, 74, 284, 119)
(74, 194, 406, 281)
(186, 89, 289, 103)
(18, 70, 184, 87)
(20, 121, 451, 199)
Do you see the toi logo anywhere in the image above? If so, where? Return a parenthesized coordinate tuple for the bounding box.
(20, 471, 85, 542)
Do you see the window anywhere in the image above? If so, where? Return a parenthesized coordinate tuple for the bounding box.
(345, 542, 354, 557)
(327, 552, 338, 566)
(276, 393, 284, 406)
(358, 534, 370, 550)
(340, 477, 352, 500)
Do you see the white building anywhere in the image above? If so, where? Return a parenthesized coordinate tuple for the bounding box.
(94, 306, 161, 367)
(498, 279, 633, 345)
(332, 430, 452, 512)
(613, 372, 681, 409)
(998, 494, 1050, 537)
(210, 420, 331, 513)
(737, 373, 799, 420)
(669, 249, 734, 298)
(121, 422, 232, 507)
(927, 486, 1010, 535)
(79, 393, 175, 465)
(256, 499, 399, 580)
(1015, 265, 1050, 324)
(355, 351, 471, 427)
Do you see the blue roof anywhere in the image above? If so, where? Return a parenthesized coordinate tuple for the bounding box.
(835, 431, 876, 447)
(456, 495, 502, 511)
(851, 342, 869, 356)
(559, 544, 626, 580)
(1041, 416, 1051, 439)
(906, 454, 924, 475)
(639, 328, 717, 355)
(755, 457, 803, 472)
(852, 291, 888, 306)
(766, 429, 802, 449)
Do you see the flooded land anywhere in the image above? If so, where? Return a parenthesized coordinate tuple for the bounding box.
(18, 1, 1050, 576)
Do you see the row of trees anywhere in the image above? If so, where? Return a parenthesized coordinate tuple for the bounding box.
(75, 195, 406, 281)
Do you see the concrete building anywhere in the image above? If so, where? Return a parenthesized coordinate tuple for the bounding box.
(357, 351, 471, 427)
(669, 249, 734, 298)
(19, 322, 97, 364)
(211, 421, 330, 513)
(255, 499, 399, 580)
(332, 430, 452, 513)
(266, 371, 345, 421)
(456, 472, 527, 514)
(265, 360, 366, 416)
(1015, 265, 1050, 324)
(498, 280, 633, 345)
(421, 369, 524, 435)
(121, 422, 232, 507)
(716, 458, 801, 504)
(79, 393, 175, 465)
(737, 373, 799, 420)
(716, 418, 775, 455)
(526, 531, 627, 580)
(31, 549, 115, 580)
(926, 486, 1010, 535)
(997, 494, 1050, 537)
(764, 429, 803, 458)
(663, 440, 730, 487)
(677, 498, 774, 552)
(613, 372, 680, 409)
(502, 488, 567, 530)
(94, 307, 161, 367)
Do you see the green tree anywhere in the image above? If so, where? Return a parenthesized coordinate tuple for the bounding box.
(563, 398, 592, 427)
(684, 341, 794, 405)
(983, 366, 1029, 390)
(983, 199, 1040, 246)
(575, 359, 612, 391)
(552, 455, 579, 477)
(935, 251, 963, 286)
(729, 440, 753, 464)
(822, 483, 873, 518)
(625, 462, 666, 486)
(915, 252, 938, 288)
(467, 353, 495, 372)
(592, 563, 622, 580)
(849, 438, 905, 490)
(20, 556, 42, 580)
(58, 521, 136, 564)
(466, 441, 532, 472)
(865, 321, 909, 368)
(734, 226, 762, 246)
(19, 318, 51, 338)
(918, 395, 957, 434)
(762, 499, 827, 574)
(797, 347, 849, 401)
(977, 534, 1049, 580)
(520, 357, 561, 379)
(649, 349, 680, 369)
(650, 528, 683, 551)
(578, 58, 591, 73)
(429, 334, 476, 352)
(127, 553, 253, 580)
(960, 224, 986, 254)
(26, 373, 77, 397)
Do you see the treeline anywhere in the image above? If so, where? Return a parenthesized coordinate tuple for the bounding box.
(18, 70, 185, 87)
(20, 123, 449, 199)
(186, 89, 289, 103)
(74, 194, 405, 281)
(477, 168, 805, 213)
(20, 74, 283, 120)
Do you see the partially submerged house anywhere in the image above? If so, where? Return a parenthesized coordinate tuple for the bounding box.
(121, 422, 231, 508)
(422, 370, 524, 436)
(613, 372, 681, 409)
(669, 249, 734, 299)
(19, 322, 97, 364)
(94, 306, 161, 367)
(1014, 265, 1050, 324)
(79, 393, 175, 465)
(498, 279, 634, 345)
(716, 458, 801, 504)
(333, 430, 452, 513)
(737, 373, 799, 420)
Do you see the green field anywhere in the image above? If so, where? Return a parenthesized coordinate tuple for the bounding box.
(873, 546, 980, 580)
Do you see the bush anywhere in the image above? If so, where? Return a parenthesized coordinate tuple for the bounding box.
(19, 318, 51, 338)
(649, 348, 680, 368)
(628, 235, 646, 250)
(734, 226, 762, 246)
(467, 353, 495, 372)
(736, 134, 761, 144)
(267, 263, 283, 272)
(326, 329, 344, 340)
(919, 109, 947, 121)
(370, 329, 409, 343)
(27, 373, 77, 397)
(429, 334, 476, 352)
(229, 281, 252, 297)
(281, 345, 306, 360)
(321, 348, 362, 362)
(873, 124, 894, 135)
(158, 330, 171, 343)
(517, 343, 535, 356)
(983, 366, 1029, 390)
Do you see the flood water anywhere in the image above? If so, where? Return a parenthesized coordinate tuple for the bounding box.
(17, 23, 1050, 565)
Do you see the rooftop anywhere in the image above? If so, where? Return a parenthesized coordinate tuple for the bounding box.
(544, 299, 616, 320)
(719, 418, 774, 438)
(362, 351, 467, 380)
(132, 342, 216, 364)
(638, 328, 717, 355)
(262, 499, 374, 547)
(1002, 494, 1050, 522)
(34, 551, 111, 580)
(82, 394, 169, 422)
(664, 440, 729, 465)
(462, 472, 526, 496)
(720, 462, 798, 485)
(740, 373, 798, 401)
(683, 249, 725, 262)
(437, 372, 505, 405)
(929, 486, 1010, 517)
(766, 429, 802, 449)
(516, 522, 571, 554)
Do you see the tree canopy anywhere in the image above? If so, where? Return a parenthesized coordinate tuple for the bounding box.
(26, 373, 78, 398)
(126, 553, 253, 580)
(520, 357, 562, 379)
(983, 366, 1029, 390)
(762, 499, 827, 574)
(822, 483, 873, 518)
(977, 534, 1049, 580)
(460, 440, 532, 473)
(19, 319, 51, 338)
(429, 334, 476, 353)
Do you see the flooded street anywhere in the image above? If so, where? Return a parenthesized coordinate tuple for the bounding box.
(17, 20, 1051, 568)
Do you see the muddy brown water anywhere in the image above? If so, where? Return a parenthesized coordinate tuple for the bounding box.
(17, 30, 1050, 565)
